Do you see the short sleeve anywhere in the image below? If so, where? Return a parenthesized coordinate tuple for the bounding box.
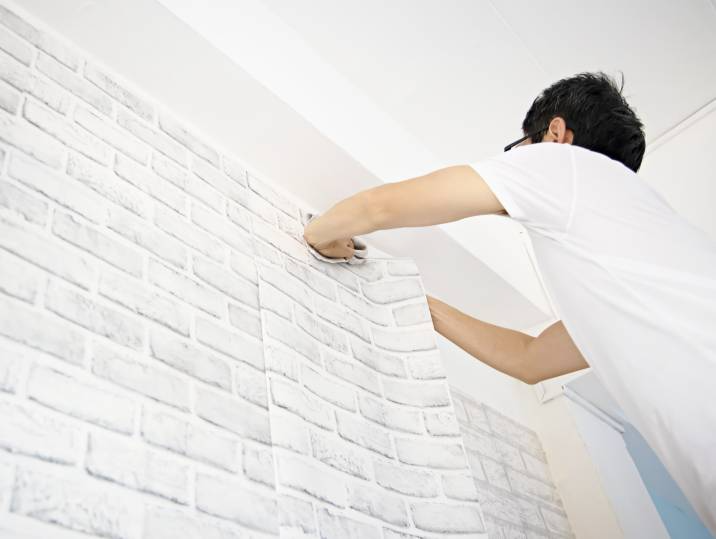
(469, 143, 577, 234)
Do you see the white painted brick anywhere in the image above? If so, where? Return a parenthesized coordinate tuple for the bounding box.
(277, 455, 346, 507)
(485, 407, 545, 461)
(46, 279, 144, 349)
(386, 259, 419, 276)
(259, 261, 312, 309)
(52, 210, 143, 277)
(234, 361, 267, 408)
(349, 482, 408, 526)
(196, 386, 270, 444)
(505, 469, 560, 505)
(295, 305, 348, 354)
(196, 317, 264, 370)
(192, 202, 255, 254)
(86, 431, 190, 504)
(306, 255, 361, 292)
(67, 152, 151, 219)
(395, 438, 467, 469)
(155, 203, 225, 262)
(229, 249, 258, 284)
(228, 302, 262, 339)
(114, 153, 186, 214)
(222, 155, 247, 186)
(473, 484, 526, 529)
(337, 286, 392, 326)
(0, 108, 65, 168)
(0, 50, 70, 113)
(265, 342, 301, 381)
(226, 200, 252, 230)
(149, 258, 224, 316)
(270, 376, 334, 430)
(372, 326, 436, 353)
(494, 437, 527, 472)
(424, 410, 462, 436)
(521, 450, 551, 483)
(11, 467, 142, 539)
(152, 151, 189, 188)
(84, 62, 154, 121)
(382, 529, 423, 539)
(36, 52, 113, 116)
(159, 114, 219, 166)
(467, 451, 487, 482)
(194, 255, 259, 309)
(285, 256, 337, 300)
(259, 281, 293, 320)
(410, 502, 484, 534)
(264, 311, 320, 363)
(482, 457, 511, 490)
(150, 328, 231, 390)
(277, 210, 303, 237)
(0, 459, 12, 509)
(195, 473, 278, 534)
(23, 99, 111, 165)
(26, 364, 136, 433)
(462, 429, 500, 461)
(99, 269, 189, 336)
(359, 394, 423, 434)
(540, 506, 571, 535)
(462, 396, 490, 432)
(144, 505, 249, 539)
(383, 378, 449, 407)
(393, 301, 431, 326)
(248, 173, 298, 217)
(8, 152, 106, 223)
(252, 215, 306, 261)
(76, 106, 148, 163)
(92, 340, 190, 411)
(310, 428, 370, 479)
(323, 349, 380, 395)
(238, 189, 277, 225)
(278, 494, 316, 535)
(361, 278, 423, 304)
(0, 294, 85, 365)
(302, 363, 356, 411)
(0, 178, 48, 225)
(406, 351, 446, 380)
(107, 205, 188, 269)
(253, 236, 283, 265)
(0, 247, 42, 302)
(117, 108, 187, 165)
(350, 337, 407, 377)
(0, 78, 19, 113)
(270, 410, 310, 455)
(142, 405, 239, 472)
(0, 399, 80, 464)
(442, 472, 480, 501)
(0, 25, 33, 66)
(314, 294, 371, 342)
(0, 341, 29, 393)
(374, 459, 438, 497)
(315, 507, 380, 539)
(191, 155, 247, 205)
(335, 410, 393, 457)
(243, 443, 275, 487)
(344, 260, 384, 281)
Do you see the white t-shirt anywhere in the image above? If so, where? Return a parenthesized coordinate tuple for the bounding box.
(470, 142, 716, 533)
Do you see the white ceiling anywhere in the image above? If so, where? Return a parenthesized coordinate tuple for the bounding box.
(20, 0, 716, 333)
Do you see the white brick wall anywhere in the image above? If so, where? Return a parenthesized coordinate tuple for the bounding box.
(0, 3, 491, 538)
(451, 388, 576, 539)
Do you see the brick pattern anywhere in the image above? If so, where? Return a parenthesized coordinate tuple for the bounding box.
(451, 388, 575, 539)
(0, 3, 489, 538)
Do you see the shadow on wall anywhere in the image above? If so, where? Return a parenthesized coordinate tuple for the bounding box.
(0, 2, 492, 537)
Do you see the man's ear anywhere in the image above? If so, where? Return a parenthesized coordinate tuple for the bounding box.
(547, 117, 574, 144)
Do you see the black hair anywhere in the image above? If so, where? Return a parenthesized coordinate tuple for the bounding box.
(522, 72, 646, 172)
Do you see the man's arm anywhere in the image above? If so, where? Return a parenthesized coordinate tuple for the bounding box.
(304, 165, 502, 247)
(428, 295, 589, 384)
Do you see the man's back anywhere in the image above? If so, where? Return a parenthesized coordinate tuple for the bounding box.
(470, 142, 716, 532)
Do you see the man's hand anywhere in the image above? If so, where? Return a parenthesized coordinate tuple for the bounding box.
(309, 237, 355, 259)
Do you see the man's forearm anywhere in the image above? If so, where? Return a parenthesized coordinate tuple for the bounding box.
(303, 189, 378, 247)
(428, 295, 534, 383)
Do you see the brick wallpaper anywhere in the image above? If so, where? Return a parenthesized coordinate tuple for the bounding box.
(0, 2, 491, 538)
(451, 389, 575, 539)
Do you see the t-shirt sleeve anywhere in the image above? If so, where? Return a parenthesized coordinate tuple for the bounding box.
(469, 143, 577, 234)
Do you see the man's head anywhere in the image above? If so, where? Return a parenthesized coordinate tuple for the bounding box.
(520, 72, 646, 172)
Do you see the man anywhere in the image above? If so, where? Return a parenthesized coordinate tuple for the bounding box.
(302, 72, 716, 533)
